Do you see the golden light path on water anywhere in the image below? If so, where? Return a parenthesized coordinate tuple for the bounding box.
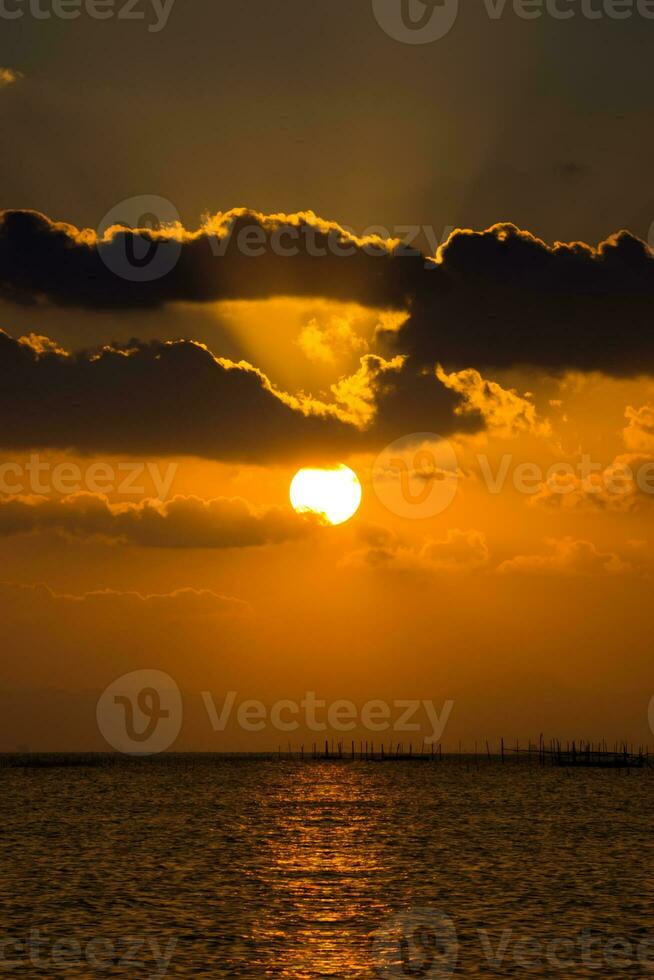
(246, 765, 391, 978)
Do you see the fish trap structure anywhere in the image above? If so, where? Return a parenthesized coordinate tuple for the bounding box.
(502, 737, 650, 769)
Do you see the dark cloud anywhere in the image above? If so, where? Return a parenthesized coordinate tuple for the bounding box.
(0, 208, 422, 310)
(1, 210, 653, 375)
(0, 331, 481, 460)
(384, 224, 654, 376)
(0, 493, 312, 549)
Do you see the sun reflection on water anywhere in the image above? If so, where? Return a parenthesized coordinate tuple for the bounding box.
(246, 764, 393, 978)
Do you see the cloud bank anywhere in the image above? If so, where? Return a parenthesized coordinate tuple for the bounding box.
(0, 331, 481, 460)
(1, 209, 654, 374)
(0, 493, 313, 548)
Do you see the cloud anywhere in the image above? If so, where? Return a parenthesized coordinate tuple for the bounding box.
(531, 405, 654, 514)
(1, 210, 654, 375)
(0, 207, 413, 310)
(0, 330, 482, 460)
(497, 537, 630, 576)
(531, 454, 654, 512)
(624, 404, 654, 453)
(385, 223, 654, 376)
(297, 314, 368, 365)
(436, 365, 551, 437)
(0, 581, 248, 617)
(0, 68, 21, 88)
(344, 525, 489, 574)
(421, 529, 490, 571)
(0, 492, 313, 548)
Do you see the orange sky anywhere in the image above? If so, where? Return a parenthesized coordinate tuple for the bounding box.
(2, 0, 654, 751)
(1, 257, 653, 750)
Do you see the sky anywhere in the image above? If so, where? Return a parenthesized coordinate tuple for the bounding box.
(1, 0, 654, 751)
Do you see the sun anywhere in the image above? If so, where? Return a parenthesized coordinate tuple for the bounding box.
(290, 465, 362, 526)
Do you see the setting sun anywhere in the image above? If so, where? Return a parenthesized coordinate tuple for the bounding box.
(289, 465, 362, 526)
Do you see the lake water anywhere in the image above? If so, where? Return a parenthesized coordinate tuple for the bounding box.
(1, 757, 652, 978)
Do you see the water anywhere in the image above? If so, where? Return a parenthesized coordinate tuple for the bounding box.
(1, 758, 652, 978)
